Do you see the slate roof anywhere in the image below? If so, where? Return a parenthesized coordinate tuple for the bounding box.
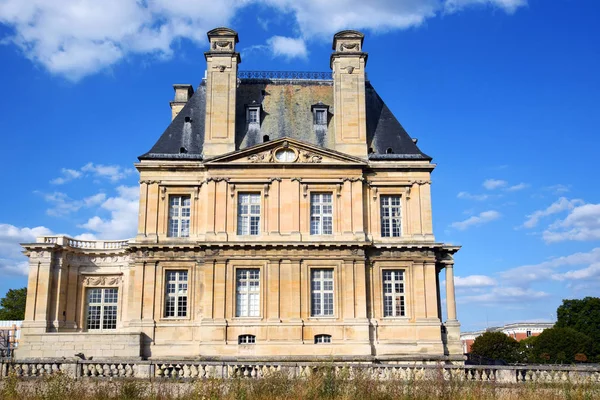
(139, 77, 431, 161)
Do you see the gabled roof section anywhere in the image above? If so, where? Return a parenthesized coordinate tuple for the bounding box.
(139, 83, 206, 161)
(205, 137, 367, 166)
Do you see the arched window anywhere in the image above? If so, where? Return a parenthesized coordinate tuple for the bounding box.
(314, 334, 332, 344)
(263, 135, 270, 142)
(386, 147, 394, 154)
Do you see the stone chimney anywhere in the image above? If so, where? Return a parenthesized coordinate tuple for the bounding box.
(203, 27, 241, 158)
(330, 30, 368, 159)
(170, 84, 194, 121)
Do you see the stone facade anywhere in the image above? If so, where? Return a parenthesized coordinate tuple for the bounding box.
(17, 28, 463, 363)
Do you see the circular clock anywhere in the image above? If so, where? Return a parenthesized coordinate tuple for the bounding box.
(274, 148, 297, 162)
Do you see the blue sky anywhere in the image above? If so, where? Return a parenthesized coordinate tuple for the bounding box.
(0, 0, 599, 331)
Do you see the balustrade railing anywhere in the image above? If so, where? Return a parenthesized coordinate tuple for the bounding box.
(2, 360, 599, 383)
(37, 236, 129, 250)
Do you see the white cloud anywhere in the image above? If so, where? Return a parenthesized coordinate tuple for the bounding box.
(522, 197, 584, 229)
(501, 247, 600, 285)
(81, 163, 134, 182)
(50, 168, 82, 185)
(266, 36, 307, 60)
(455, 275, 496, 288)
(545, 184, 570, 195)
(458, 286, 548, 305)
(483, 179, 507, 190)
(551, 262, 600, 281)
(0, 0, 526, 80)
(50, 162, 134, 184)
(450, 210, 500, 230)
(0, 260, 29, 276)
(506, 182, 528, 192)
(445, 0, 527, 14)
(457, 191, 489, 201)
(0, 224, 53, 276)
(79, 185, 139, 239)
(543, 203, 600, 243)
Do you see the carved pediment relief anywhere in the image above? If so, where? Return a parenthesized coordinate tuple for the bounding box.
(205, 138, 366, 165)
(83, 276, 122, 286)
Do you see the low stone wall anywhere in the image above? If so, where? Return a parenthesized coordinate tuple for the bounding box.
(1, 359, 599, 384)
(14, 332, 142, 359)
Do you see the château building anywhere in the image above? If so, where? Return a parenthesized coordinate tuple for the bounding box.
(17, 28, 463, 363)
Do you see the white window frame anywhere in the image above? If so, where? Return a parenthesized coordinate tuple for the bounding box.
(86, 288, 118, 331)
(247, 107, 260, 124)
(314, 108, 327, 125)
(382, 270, 406, 317)
(236, 269, 260, 317)
(310, 193, 333, 235)
(380, 195, 401, 237)
(164, 270, 188, 318)
(314, 334, 332, 344)
(237, 193, 261, 235)
(238, 334, 256, 344)
(168, 195, 191, 237)
(311, 269, 334, 317)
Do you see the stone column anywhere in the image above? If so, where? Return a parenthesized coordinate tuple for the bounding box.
(445, 262, 457, 321)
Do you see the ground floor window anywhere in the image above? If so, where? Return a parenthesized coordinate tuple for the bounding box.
(86, 288, 118, 330)
(238, 334, 256, 344)
(314, 334, 332, 344)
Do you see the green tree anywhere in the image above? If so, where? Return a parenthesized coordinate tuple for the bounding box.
(518, 335, 538, 363)
(555, 297, 600, 358)
(0, 287, 27, 320)
(529, 327, 593, 364)
(470, 331, 521, 363)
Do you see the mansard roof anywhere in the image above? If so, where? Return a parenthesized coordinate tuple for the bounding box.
(139, 75, 431, 161)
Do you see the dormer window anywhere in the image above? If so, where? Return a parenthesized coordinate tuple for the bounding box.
(315, 109, 326, 125)
(311, 102, 329, 126)
(248, 108, 259, 123)
(246, 101, 261, 126)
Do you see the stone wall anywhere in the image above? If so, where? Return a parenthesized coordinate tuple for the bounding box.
(15, 332, 141, 359)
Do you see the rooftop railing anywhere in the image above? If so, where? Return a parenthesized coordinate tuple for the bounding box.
(36, 236, 130, 250)
(238, 70, 333, 80)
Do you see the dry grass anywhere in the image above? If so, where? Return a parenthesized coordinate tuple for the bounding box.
(1, 369, 599, 400)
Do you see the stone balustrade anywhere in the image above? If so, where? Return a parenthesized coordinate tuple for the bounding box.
(1, 360, 599, 384)
(37, 236, 130, 250)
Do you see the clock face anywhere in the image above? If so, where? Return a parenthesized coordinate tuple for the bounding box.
(275, 149, 296, 162)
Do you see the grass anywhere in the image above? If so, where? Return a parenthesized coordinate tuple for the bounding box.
(1, 368, 599, 400)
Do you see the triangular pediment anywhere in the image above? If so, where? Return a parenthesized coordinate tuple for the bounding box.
(204, 138, 367, 165)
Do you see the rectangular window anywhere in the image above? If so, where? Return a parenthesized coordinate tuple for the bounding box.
(164, 270, 188, 318)
(237, 193, 261, 235)
(314, 109, 326, 125)
(311, 269, 334, 317)
(310, 193, 333, 235)
(236, 269, 260, 317)
(383, 270, 405, 317)
(380, 195, 401, 237)
(87, 288, 118, 330)
(248, 108, 259, 124)
(168, 195, 191, 237)
(238, 334, 256, 344)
